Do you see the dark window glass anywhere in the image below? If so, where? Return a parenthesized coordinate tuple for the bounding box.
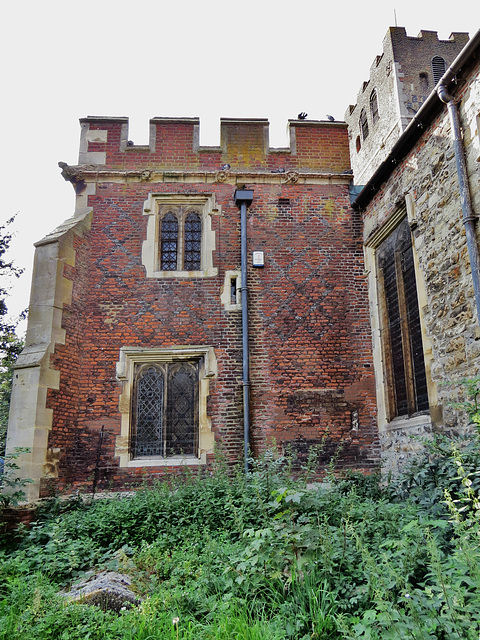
(360, 109, 369, 140)
(161, 212, 178, 270)
(432, 56, 446, 85)
(132, 361, 199, 458)
(377, 218, 429, 419)
(133, 365, 164, 457)
(183, 212, 202, 270)
(419, 72, 429, 94)
(166, 363, 198, 456)
(370, 90, 379, 124)
(382, 256, 408, 416)
(401, 244, 429, 411)
(230, 276, 238, 305)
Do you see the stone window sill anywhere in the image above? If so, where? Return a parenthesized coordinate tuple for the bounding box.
(127, 453, 207, 467)
(382, 413, 431, 433)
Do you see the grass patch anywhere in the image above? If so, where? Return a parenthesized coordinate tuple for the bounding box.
(1, 442, 480, 639)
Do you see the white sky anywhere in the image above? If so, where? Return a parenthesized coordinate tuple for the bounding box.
(1, 0, 477, 332)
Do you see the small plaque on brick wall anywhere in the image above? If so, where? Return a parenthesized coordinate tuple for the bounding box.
(252, 251, 264, 268)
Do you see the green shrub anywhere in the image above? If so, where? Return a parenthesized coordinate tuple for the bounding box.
(1, 437, 480, 639)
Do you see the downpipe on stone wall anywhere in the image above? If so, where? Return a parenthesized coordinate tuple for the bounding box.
(234, 189, 254, 473)
(437, 81, 480, 324)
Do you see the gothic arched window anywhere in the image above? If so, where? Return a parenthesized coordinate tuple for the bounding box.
(370, 89, 379, 124)
(184, 212, 202, 271)
(132, 364, 165, 457)
(159, 207, 203, 271)
(132, 361, 199, 458)
(360, 108, 369, 141)
(166, 362, 198, 456)
(432, 56, 446, 85)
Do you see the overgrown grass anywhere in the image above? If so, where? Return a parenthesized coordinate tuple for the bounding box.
(1, 440, 480, 639)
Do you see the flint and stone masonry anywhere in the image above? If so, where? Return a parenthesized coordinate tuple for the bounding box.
(345, 28, 469, 186)
(357, 35, 480, 474)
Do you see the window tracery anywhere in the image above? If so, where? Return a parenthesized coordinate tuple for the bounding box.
(132, 361, 199, 458)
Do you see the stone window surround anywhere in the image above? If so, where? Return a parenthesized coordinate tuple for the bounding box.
(220, 270, 242, 312)
(115, 346, 217, 467)
(364, 197, 438, 433)
(142, 193, 218, 278)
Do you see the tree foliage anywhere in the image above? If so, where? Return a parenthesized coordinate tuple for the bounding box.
(0, 216, 24, 456)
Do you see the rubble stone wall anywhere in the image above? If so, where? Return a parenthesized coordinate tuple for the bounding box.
(362, 58, 480, 474)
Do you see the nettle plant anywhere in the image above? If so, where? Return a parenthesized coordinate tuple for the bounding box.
(0, 447, 32, 508)
(450, 375, 480, 433)
(389, 376, 480, 514)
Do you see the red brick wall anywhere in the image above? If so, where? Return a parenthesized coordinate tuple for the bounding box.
(81, 117, 351, 172)
(1, 507, 37, 536)
(40, 118, 378, 495)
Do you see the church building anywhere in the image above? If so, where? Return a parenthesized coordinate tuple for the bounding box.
(6, 25, 480, 500)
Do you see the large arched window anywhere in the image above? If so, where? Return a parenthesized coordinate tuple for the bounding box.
(132, 361, 199, 458)
(359, 108, 369, 141)
(432, 56, 446, 85)
(370, 89, 379, 125)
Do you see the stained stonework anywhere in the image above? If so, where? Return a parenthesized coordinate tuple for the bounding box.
(5, 210, 92, 501)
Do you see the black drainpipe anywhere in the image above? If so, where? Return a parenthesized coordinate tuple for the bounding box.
(234, 189, 254, 473)
(437, 82, 480, 323)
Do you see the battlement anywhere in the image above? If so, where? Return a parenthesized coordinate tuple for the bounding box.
(344, 25, 470, 187)
(78, 116, 350, 174)
(345, 27, 470, 118)
(389, 26, 469, 44)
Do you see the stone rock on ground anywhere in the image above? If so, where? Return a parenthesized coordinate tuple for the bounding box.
(62, 570, 141, 612)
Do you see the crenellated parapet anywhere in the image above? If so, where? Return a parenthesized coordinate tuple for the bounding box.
(78, 116, 350, 174)
(344, 27, 469, 186)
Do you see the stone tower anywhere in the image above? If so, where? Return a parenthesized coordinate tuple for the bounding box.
(344, 27, 469, 186)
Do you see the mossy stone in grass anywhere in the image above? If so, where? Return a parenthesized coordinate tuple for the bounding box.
(62, 570, 140, 612)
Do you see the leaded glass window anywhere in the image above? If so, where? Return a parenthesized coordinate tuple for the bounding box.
(132, 365, 164, 457)
(160, 212, 178, 270)
(184, 212, 202, 270)
(158, 206, 203, 272)
(132, 361, 199, 458)
(166, 363, 198, 456)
